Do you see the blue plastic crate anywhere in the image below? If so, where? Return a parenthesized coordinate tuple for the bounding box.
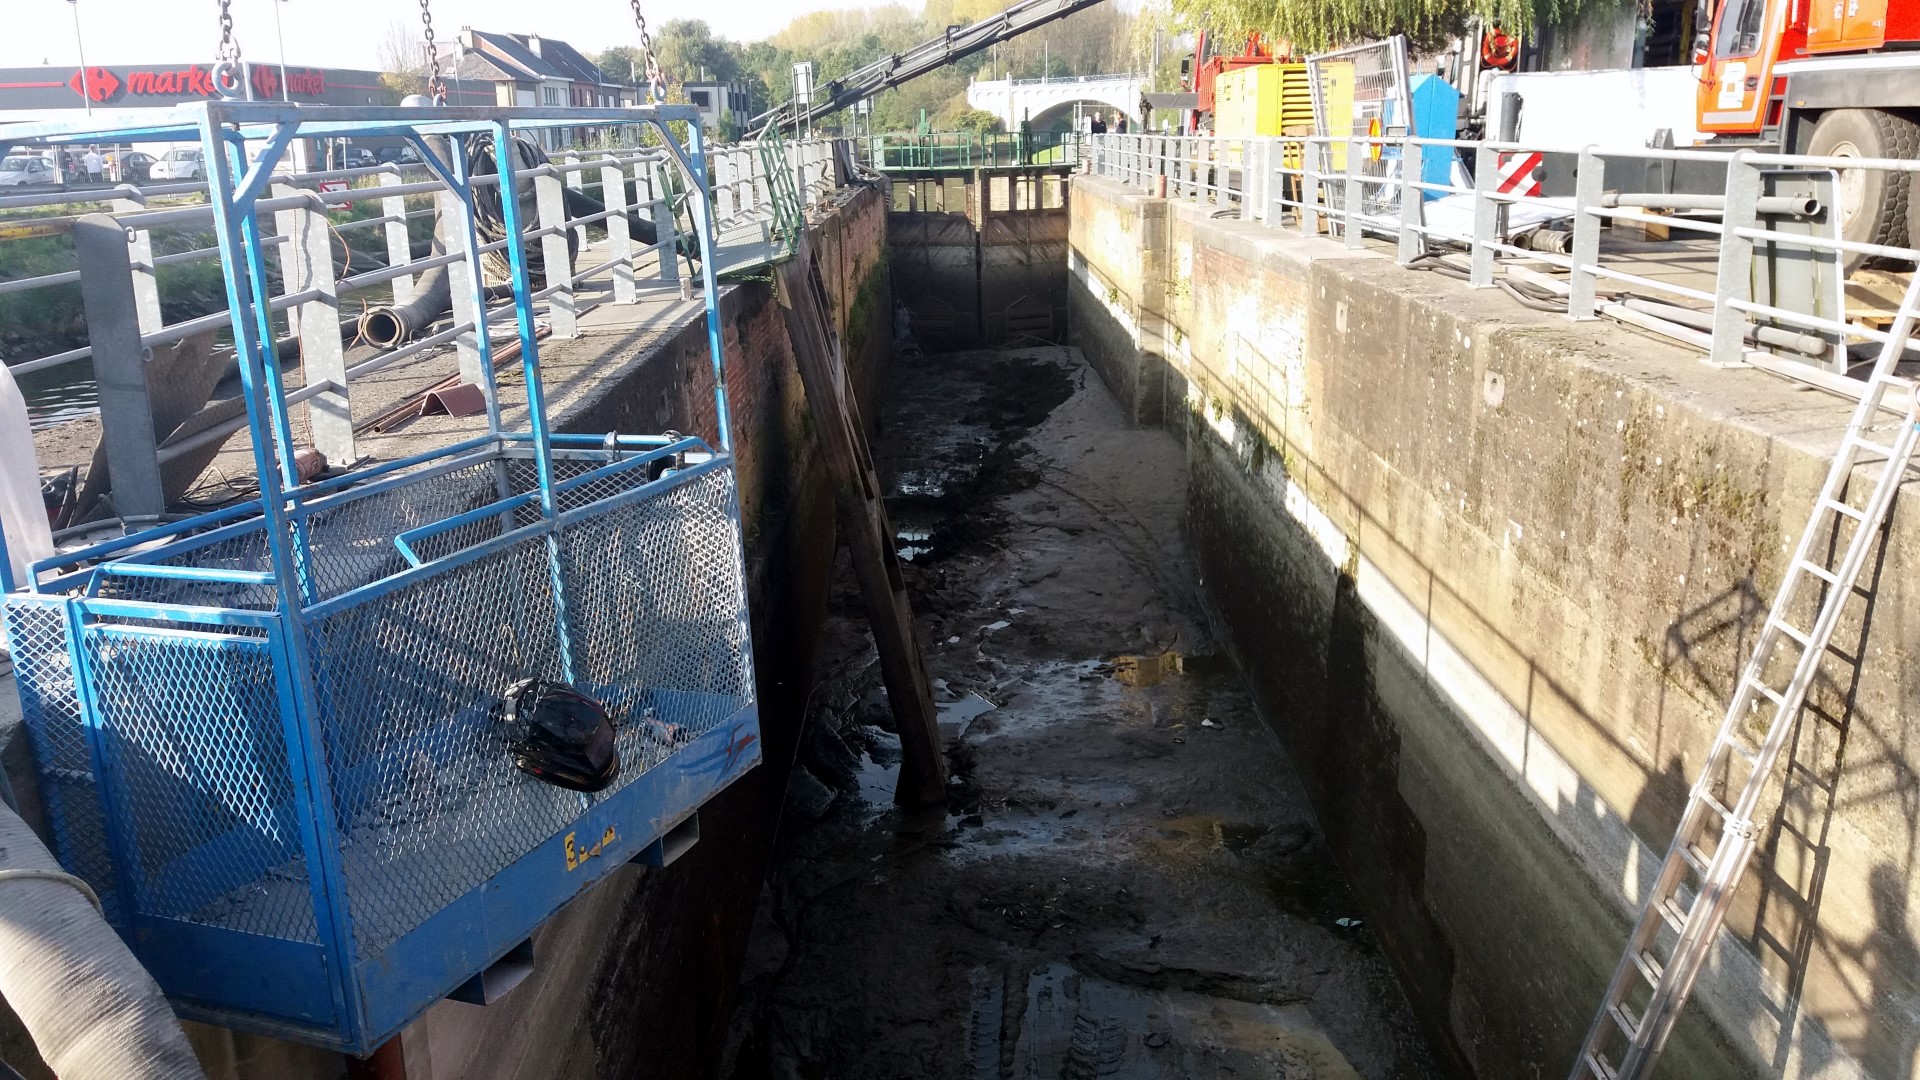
(0, 101, 760, 1053)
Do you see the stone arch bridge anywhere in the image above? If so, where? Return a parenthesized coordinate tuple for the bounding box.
(966, 73, 1145, 132)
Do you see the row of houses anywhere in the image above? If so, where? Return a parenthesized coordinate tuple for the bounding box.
(452, 28, 757, 144)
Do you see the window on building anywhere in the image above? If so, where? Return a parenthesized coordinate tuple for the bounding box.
(690, 90, 711, 108)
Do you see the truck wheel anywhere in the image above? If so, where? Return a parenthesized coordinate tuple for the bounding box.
(1806, 108, 1919, 272)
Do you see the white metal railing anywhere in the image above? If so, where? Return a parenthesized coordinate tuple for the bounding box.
(1084, 132, 1910, 390)
(0, 135, 847, 387)
(2, 129, 852, 523)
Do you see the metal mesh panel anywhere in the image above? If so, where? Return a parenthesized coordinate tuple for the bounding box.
(3, 601, 121, 922)
(9, 444, 754, 967)
(301, 460, 506, 601)
(82, 628, 317, 941)
(89, 528, 281, 614)
(305, 531, 573, 955)
(560, 468, 753, 776)
(1307, 37, 1412, 218)
(508, 454, 664, 516)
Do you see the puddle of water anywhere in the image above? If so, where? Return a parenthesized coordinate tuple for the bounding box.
(938, 691, 998, 740)
(855, 753, 898, 807)
(896, 527, 933, 562)
(1110, 651, 1184, 687)
(1104, 651, 1234, 687)
(891, 506, 941, 562)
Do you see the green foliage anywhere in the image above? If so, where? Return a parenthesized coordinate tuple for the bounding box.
(594, 45, 645, 84)
(949, 109, 1005, 135)
(1168, 0, 1590, 50)
(642, 3, 1150, 139)
(656, 19, 742, 84)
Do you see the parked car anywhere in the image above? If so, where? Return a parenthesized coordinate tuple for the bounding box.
(0, 154, 61, 188)
(375, 145, 422, 166)
(147, 147, 203, 181)
(109, 151, 156, 183)
(342, 147, 377, 168)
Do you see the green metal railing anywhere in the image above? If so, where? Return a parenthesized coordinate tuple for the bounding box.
(864, 131, 1083, 170)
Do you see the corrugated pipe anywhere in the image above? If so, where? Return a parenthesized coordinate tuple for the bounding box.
(0, 803, 207, 1080)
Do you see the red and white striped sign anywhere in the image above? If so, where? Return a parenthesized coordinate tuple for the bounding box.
(1495, 151, 1543, 197)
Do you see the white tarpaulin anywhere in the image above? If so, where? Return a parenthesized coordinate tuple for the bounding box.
(0, 363, 53, 585)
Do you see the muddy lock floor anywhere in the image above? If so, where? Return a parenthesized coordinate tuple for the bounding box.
(719, 347, 1442, 1080)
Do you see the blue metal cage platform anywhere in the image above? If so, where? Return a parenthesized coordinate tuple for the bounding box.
(0, 101, 759, 1053)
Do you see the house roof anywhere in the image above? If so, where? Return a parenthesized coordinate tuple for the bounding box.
(467, 30, 567, 82)
(453, 51, 524, 84)
(528, 37, 606, 86)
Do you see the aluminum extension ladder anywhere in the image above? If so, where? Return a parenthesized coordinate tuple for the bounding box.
(1572, 272, 1920, 1080)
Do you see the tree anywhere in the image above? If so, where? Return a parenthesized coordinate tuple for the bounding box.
(948, 108, 1004, 135)
(595, 45, 644, 85)
(1168, 0, 1556, 51)
(654, 20, 742, 85)
(375, 18, 425, 97)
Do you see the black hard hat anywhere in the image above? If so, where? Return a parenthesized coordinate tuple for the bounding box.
(494, 678, 620, 792)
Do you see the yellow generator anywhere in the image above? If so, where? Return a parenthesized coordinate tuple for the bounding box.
(1211, 63, 1314, 139)
(1211, 63, 1315, 173)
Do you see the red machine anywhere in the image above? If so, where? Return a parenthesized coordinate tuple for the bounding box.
(1693, 0, 1920, 251)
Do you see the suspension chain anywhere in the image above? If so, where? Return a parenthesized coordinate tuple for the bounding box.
(210, 0, 245, 98)
(629, 0, 668, 104)
(215, 0, 240, 62)
(420, 0, 447, 104)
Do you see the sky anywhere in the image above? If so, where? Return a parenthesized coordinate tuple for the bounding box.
(3, 0, 884, 70)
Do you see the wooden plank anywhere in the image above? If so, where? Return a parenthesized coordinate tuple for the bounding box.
(775, 238, 949, 808)
(1846, 268, 1911, 329)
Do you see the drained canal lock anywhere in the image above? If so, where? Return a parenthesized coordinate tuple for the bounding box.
(718, 346, 1444, 1079)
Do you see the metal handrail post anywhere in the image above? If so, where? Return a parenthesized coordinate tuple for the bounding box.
(274, 181, 354, 466)
(1710, 153, 1762, 368)
(564, 153, 588, 251)
(73, 214, 165, 518)
(1302, 140, 1322, 239)
(111, 194, 165, 345)
(1567, 147, 1604, 320)
(378, 169, 415, 306)
(533, 167, 577, 338)
(1397, 142, 1424, 264)
(1343, 138, 1363, 249)
(603, 161, 638, 304)
(1471, 143, 1498, 287)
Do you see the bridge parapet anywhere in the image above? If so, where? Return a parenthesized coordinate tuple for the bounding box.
(966, 73, 1146, 132)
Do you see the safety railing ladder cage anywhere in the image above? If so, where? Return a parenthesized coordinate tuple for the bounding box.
(1571, 272, 1920, 1077)
(0, 101, 760, 1055)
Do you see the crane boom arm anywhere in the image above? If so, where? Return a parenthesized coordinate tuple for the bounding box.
(754, 0, 1111, 133)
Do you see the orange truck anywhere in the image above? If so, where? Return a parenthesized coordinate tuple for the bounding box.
(1693, 0, 1920, 253)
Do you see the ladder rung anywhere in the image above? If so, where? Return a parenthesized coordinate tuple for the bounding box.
(1700, 790, 1734, 820)
(1848, 433, 1899, 459)
(1821, 498, 1867, 522)
(1721, 720, 1764, 757)
(1584, 1051, 1620, 1080)
(1747, 678, 1787, 708)
(1679, 842, 1712, 875)
(1632, 946, 1666, 986)
(1796, 559, 1840, 586)
(1774, 621, 1812, 647)
(1608, 1002, 1642, 1041)
(1658, 894, 1691, 932)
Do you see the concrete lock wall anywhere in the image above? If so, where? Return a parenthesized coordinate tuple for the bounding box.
(1067, 173, 1920, 1080)
(0, 184, 891, 1080)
